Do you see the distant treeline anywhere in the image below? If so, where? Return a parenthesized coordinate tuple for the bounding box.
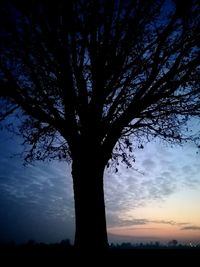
(1, 239, 200, 249)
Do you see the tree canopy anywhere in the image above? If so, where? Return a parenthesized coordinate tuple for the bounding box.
(0, 0, 199, 166)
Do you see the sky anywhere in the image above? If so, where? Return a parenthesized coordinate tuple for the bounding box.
(0, 121, 200, 246)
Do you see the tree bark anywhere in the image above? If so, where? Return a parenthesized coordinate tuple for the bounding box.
(71, 157, 108, 250)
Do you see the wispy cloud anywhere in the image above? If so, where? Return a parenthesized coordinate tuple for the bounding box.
(105, 170, 178, 227)
(181, 226, 200, 231)
(0, 151, 74, 225)
(142, 159, 156, 171)
(152, 220, 176, 225)
(105, 142, 200, 229)
(108, 216, 190, 228)
(107, 218, 148, 227)
(150, 220, 189, 226)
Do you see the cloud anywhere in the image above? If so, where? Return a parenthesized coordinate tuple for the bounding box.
(120, 218, 148, 226)
(1, 128, 200, 243)
(151, 220, 177, 226)
(182, 165, 193, 174)
(107, 217, 148, 227)
(140, 175, 176, 201)
(183, 177, 200, 189)
(105, 167, 177, 214)
(150, 220, 190, 226)
(105, 141, 200, 230)
(107, 215, 190, 228)
(181, 226, 200, 231)
(0, 140, 75, 244)
(105, 165, 179, 228)
(142, 159, 156, 171)
(0, 158, 74, 214)
(160, 171, 171, 178)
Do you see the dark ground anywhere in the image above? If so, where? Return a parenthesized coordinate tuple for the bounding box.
(0, 245, 199, 265)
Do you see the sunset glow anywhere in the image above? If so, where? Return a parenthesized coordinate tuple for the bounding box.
(105, 141, 200, 244)
(0, 128, 200, 245)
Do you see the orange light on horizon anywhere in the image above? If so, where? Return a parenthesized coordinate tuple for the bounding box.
(108, 223, 200, 243)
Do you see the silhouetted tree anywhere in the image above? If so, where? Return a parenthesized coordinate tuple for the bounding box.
(0, 0, 199, 249)
(168, 239, 178, 247)
(60, 239, 71, 247)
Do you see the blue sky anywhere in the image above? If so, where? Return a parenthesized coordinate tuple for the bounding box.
(0, 122, 200, 245)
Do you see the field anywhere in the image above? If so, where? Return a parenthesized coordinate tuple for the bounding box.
(0, 244, 199, 265)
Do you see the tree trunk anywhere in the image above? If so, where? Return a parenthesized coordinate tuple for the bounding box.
(71, 157, 108, 250)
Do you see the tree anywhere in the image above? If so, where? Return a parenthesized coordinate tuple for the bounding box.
(168, 239, 178, 247)
(0, 0, 199, 249)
